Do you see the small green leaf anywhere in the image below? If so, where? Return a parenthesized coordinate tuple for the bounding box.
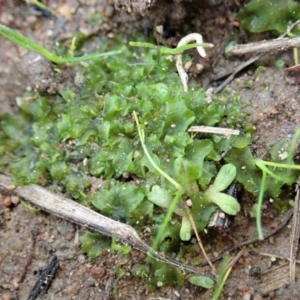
(237, 0, 300, 34)
(212, 192, 240, 215)
(180, 215, 192, 241)
(111, 235, 131, 254)
(213, 164, 236, 192)
(10, 154, 41, 185)
(147, 185, 171, 208)
(188, 275, 214, 289)
(92, 183, 145, 224)
(131, 263, 149, 278)
(225, 41, 236, 57)
(63, 172, 91, 199)
(50, 160, 70, 181)
(116, 266, 126, 278)
(230, 133, 251, 149)
(21, 200, 39, 213)
(225, 147, 261, 195)
(148, 260, 185, 288)
(79, 232, 110, 258)
(153, 220, 181, 253)
(174, 140, 214, 184)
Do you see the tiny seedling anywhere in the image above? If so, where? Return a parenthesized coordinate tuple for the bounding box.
(130, 36, 214, 92)
(249, 127, 300, 239)
(133, 111, 186, 246)
(133, 111, 240, 246)
(129, 41, 214, 55)
(204, 164, 240, 215)
(111, 235, 131, 254)
(211, 254, 231, 300)
(0, 23, 121, 65)
(21, 199, 39, 213)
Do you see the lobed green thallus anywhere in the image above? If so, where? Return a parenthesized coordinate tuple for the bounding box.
(237, 0, 300, 34)
(0, 32, 298, 289)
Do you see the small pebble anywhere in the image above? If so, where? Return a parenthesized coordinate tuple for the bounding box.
(253, 293, 263, 300)
(174, 290, 180, 298)
(155, 25, 163, 35)
(77, 254, 86, 263)
(186, 199, 192, 207)
(104, 5, 114, 17)
(26, 15, 38, 27)
(238, 284, 249, 293)
(3, 196, 12, 207)
(184, 61, 192, 71)
(11, 196, 20, 205)
(90, 265, 106, 278)
(242, 292, 252, 300)
(2, 294, 11, 300)
(195, 63, 204, 73)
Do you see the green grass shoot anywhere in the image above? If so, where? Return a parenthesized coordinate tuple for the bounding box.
(0, 23, 121, 65)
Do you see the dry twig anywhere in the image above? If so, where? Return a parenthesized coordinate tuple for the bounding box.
(290, 177, 300, 284)
(229, 36, 300, 56)
(184, 203, 217, 274)
(227, 247, 245, 269)
(0, 173, 215, 280)
(214, 20, 300, 93)
(260, 252, 300, 264)
(200, 208, 293, 266)
(213, 53, 264, 94)
(189, 126, 240, 136)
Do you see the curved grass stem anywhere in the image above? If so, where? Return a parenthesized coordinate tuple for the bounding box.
(133, 111, 187, 250)
(152, 188, 185, 250)
(259, 160, 300, 170)
(257, 170, 267, 240)
(212, 255, 231, 300)
(254, 159, 286, 181)
(0, 23, 121, 65)
(133, 111, 182, 190)
(129, 41, 213, 55)
(288, 127, 300, 164)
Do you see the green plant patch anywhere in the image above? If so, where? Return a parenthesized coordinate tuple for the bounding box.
(237, 0, 300, 34)
(79, 231, 111, 258)
(188, 275, 214, 289)
(225, 145, 297, 198)
(0, 34, 258, 288)
(91, 181, 151, 225)
(147, 260, 185, 290)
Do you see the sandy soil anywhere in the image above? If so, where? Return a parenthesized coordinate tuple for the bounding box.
(1, 1, 300, 299)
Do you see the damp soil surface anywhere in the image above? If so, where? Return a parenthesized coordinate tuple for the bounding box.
(1, 1, 300, 299)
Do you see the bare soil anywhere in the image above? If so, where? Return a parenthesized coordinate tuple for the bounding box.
(1, 1, 300, 299)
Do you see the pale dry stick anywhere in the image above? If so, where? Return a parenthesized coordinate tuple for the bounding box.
(214, 53, 264, 94)
(189, 126, 240, 136)
(260, 262, 289, 275)
(176, 33, 213, 92)
(290, 178, 300, 284)
(214, 20, 300, 94)
(212, 247, 245, 300)
(184, 203, 217, 274)
(260, 252, 300, 264)
(227, 247, 245, 269)
(200, 208, 293, 266)
(0, 174, 215, 280)
(229, 36, 300, 56)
